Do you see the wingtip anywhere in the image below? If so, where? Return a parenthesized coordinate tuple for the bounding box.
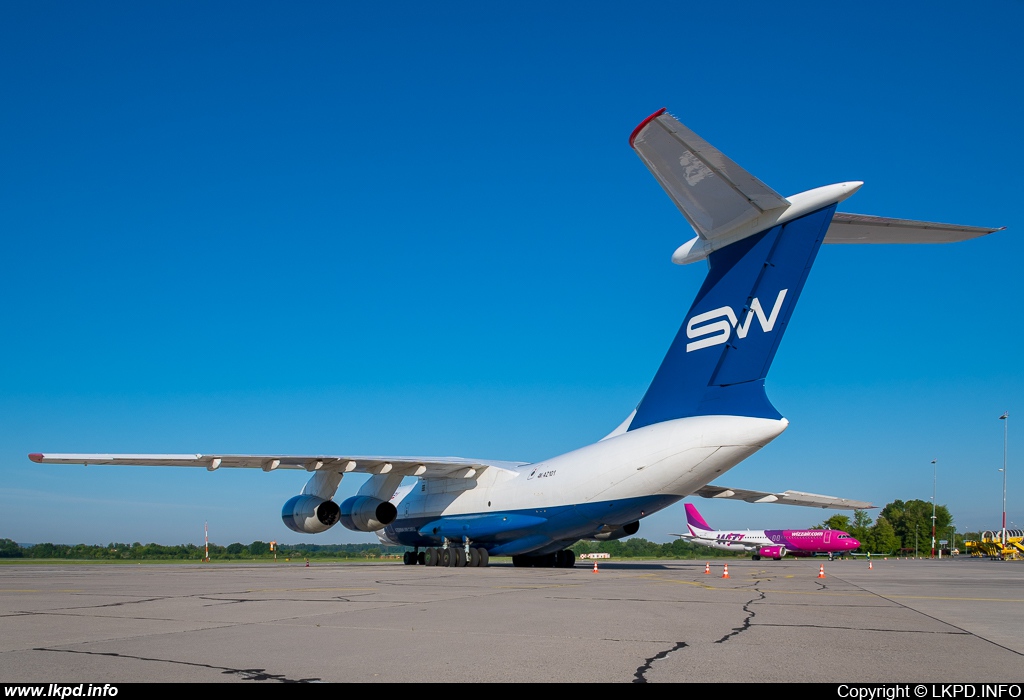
(28, 453, 43, 463)
(629, 107, 667, 148)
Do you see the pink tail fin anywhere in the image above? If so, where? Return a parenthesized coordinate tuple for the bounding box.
(685, 503, 713, 532)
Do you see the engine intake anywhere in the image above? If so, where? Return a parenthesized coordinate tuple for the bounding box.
(281, 495, 341, 534)
(339, 496, 398, 532)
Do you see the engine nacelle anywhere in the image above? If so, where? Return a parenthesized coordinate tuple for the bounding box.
(758, 545, 787, 559)
(338, 496, 398, 532)
(281, 495, 341, 534)
(588, 521, 640, 542)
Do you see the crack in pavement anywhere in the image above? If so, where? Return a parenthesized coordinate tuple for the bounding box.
(828, 574, 1024, 658)
(715, 589, 766, 644)
(197, 596, 366, 606)
(34, 647, 321, 683)
(632, 641, 687, 683)
(755, 623, 970, 634)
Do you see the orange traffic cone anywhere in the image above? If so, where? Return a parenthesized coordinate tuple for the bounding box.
(592, 560, 599, 573)
(817, 564, 826, 578)
(868, 560, 873, 570)
(704, 562, 710, 574)
(721, 563, 730, 579)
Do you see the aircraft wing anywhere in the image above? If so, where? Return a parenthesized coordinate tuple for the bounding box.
(695, 485, 873, 510)
(28, 453, 525, 479)
(825, 213, 1003, 244)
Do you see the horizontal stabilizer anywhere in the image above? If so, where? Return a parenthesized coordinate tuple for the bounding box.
(695, 484, 874, 510)
(631, 109, 790, 240)
(825, 213, 1004, 244)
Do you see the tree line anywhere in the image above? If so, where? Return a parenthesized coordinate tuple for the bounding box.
(814, 499, 974, 555)
(0, 539, 406, 561)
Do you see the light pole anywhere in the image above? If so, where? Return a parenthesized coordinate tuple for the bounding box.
(931, 459, 937, 558)
(1000, 412, 1008, 547)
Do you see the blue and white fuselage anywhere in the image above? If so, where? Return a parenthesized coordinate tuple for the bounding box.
(379, 415, 787, 556)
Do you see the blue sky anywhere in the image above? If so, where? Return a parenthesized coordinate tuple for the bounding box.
(2, 2, 1021, 546)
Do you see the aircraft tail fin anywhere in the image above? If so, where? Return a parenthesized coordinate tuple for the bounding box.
(624, 108, 1000, 433)
(625, 111, 860, 430)
(685, 503, 714, 536)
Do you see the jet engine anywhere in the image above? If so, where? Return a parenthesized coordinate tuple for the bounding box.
(338, 496, 398, 532)
(757, 545, 786, 560)
(587, 521, 640, 542)
(281, 495, 341, 534)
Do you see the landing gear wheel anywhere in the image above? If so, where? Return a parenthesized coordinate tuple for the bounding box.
(468, 548, 480, 567)
(752, 555, 761, 561)
(424, 548, 437, 566)
(477, 548, 489, 567)
(441, 548, 452, 567)
(451, 548, 465, 567)
(417, 551, 425, 565)
(403, 552, 413, 565)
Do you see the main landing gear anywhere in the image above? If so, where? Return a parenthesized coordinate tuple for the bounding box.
(512, 549, 576, 568)
(403, 538, 490, 567)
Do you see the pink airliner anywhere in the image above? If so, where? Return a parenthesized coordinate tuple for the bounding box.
(675, 503, 860, 560)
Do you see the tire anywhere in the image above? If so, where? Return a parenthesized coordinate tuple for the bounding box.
(403, 552, 413, 565)
(468, 548, 481, 567)
(417, 551, 425, 565)
(563, 550, 575, 568)
(441, 548, 452, 567)
(477, 548, 489, 567)
(451, 548, 465, 567)
(424, 548, 437, 566)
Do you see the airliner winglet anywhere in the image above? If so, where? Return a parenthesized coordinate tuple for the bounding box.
(31, 107, 1001, 568)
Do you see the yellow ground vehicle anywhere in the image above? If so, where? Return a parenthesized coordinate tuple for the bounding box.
(964, 530, 1024, 560)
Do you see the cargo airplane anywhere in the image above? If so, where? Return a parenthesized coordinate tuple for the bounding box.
(674, 503, 860, 560)
(30, 108, 1002, 568)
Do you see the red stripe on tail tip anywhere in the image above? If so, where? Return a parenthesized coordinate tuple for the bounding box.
(629, 108, 667, 148)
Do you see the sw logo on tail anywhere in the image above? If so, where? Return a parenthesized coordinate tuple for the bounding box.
(686, 289, 788, 352)
(30, 108, 1002, 568)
